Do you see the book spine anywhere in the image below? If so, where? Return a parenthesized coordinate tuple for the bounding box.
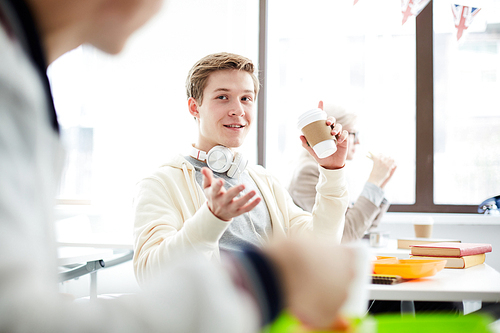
(462, 253, 486, 268)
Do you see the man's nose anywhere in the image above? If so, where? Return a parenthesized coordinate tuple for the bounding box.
(229, 101, 245, 116)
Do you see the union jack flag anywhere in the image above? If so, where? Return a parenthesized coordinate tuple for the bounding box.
(401, 0, 431, 25)
(451, 5, 481, 41)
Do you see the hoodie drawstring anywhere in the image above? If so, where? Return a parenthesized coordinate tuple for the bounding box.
(182, 162, 203, 208)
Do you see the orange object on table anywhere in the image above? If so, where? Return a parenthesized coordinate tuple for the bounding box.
(373, 257, 446, 279)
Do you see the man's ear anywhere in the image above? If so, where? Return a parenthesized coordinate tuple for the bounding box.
(188, 97, 200, 118)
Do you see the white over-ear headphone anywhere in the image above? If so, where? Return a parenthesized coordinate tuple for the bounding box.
(190, 145, 248, 178)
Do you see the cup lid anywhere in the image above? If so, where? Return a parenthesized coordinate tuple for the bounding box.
(297, 108, 327, 130)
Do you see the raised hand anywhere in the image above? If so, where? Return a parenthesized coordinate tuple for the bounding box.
(201, 167, 261, 221)
(366, 152, 397, 189)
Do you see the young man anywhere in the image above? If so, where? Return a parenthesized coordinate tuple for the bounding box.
(134, 52, 351, 277)
(0, 1, 355, 332)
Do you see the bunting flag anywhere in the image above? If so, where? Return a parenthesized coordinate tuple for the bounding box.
(401, 0, 431, 25)
(353, 0, 359, 5)
(451, 5, 481, 41)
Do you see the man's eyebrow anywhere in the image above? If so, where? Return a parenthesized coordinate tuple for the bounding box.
(212, 88, 255, 94)
(213, 88, 230, 92)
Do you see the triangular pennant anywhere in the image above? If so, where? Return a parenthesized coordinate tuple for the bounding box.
(401, 0, 432, 25)
(451, 4, 481, 41)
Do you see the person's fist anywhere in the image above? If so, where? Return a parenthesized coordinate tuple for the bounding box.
(263, 239, 355, 330)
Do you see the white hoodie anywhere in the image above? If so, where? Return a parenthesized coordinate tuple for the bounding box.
(133, 154, 349, 284)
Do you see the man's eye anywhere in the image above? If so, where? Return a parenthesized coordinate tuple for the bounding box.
(242, 97, 253, 102)
(217, 96, 228, 100)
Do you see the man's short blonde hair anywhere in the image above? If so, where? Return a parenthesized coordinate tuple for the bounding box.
(186, 52, 260, 104)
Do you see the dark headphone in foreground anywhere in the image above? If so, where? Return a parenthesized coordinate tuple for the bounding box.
(190, 145, 248, 178)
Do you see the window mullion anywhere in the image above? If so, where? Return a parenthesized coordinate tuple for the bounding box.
(415, 0, 434, 210)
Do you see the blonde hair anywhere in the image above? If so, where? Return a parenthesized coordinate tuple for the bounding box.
(186, 52, 260, 104)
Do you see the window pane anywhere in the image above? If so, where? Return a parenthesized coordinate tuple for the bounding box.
(266, 1, 416, 204)
(48, 0, 259, 224)
(434, 1, 500, 205)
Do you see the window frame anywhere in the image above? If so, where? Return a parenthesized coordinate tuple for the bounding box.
(257, 0, 478, 214)
(391, 2, 476, 213)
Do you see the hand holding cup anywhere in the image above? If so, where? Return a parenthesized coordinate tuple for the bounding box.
(298, 101, 348, 170)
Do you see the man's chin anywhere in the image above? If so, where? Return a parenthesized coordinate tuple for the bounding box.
(225, 144, 243, 150)
(222, 138, 246, 149)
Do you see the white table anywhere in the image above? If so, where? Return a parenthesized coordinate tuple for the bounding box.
(369, 263, 500, 303)
(367, 238, 500, 315)
(58, 236, 134, 300)
(57, 247, 117, 266)
(367, 238, 500, 302)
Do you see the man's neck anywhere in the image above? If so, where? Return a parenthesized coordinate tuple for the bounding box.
(3, 0, 59, 133)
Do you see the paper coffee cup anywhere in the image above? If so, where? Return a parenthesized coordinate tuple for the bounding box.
(412, 216, 434, 238)
(297, 108, 337, 158)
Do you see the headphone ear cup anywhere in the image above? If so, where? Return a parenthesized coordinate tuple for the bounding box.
(227, 152, 248, 178)
(206, 146, 233, 173)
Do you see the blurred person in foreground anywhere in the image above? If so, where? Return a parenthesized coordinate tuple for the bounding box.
(288, 103, 397, 243)
(0, 0, 356, 331)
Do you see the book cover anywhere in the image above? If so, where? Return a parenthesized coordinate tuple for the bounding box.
(410, 242, 492, 257)
(409, 253, 486, 269)
(397, 238, 461, 250)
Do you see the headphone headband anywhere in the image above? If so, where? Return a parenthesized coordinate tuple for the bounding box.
(190, 146, 207, 161)
(190, 145, 247, 178)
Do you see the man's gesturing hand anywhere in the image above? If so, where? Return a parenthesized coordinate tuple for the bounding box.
(201, 167, 261, 221)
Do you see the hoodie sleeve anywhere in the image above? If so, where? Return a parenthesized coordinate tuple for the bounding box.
(133, 170, 232, 285)
(251, 165, 348, 245)
(297, 166, 348, 244)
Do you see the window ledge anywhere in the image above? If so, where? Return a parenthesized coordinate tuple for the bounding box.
(382, 212, 500, 226)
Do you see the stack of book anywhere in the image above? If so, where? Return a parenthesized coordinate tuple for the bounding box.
(409, 242, 492, 269)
